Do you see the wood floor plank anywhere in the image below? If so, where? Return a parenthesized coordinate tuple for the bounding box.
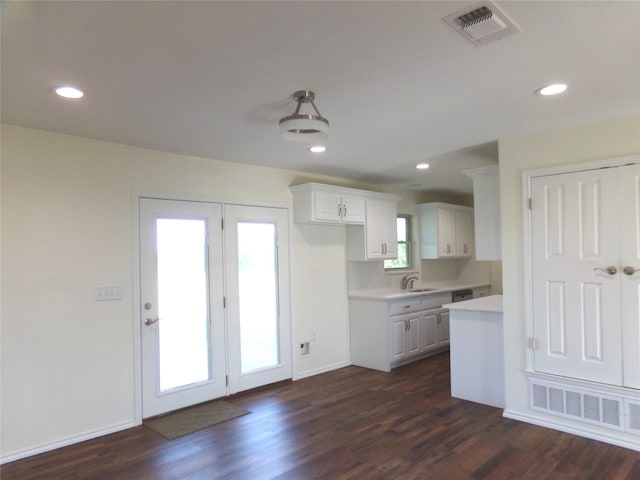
(2, 353, 639, 479)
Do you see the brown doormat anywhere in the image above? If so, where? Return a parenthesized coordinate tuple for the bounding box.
(143, 400, 250, 440)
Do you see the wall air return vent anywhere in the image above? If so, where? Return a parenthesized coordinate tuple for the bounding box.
(529, 378, 640, 437)
(443, 1, 521, 46)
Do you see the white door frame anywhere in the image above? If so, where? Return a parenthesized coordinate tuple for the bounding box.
(131, 192, 293, 425)
(522, 154, 640, 373)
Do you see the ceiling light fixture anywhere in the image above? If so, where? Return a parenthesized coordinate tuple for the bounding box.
(309, 145, 326, 153)
(53, 85, 84, 99)
(416, 163, 430, 170)
(279, 90, 329, 142)
(536, 83, 568, 96)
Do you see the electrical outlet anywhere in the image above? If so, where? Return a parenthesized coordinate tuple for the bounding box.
(300, 342, 310, 355)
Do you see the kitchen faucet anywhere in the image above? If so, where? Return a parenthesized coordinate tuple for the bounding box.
(401, 275, 419, 290)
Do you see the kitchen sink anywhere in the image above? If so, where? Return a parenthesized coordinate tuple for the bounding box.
(409, 288, 437, 292)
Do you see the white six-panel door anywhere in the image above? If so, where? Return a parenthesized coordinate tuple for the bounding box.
(530, 163, 640, 388)
(620, 164, 640, 389)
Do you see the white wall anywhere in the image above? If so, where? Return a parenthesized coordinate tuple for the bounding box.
(498, 115, 640, 437)
(0, 125, 388, 460)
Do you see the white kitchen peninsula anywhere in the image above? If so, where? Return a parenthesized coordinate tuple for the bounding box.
(443, 294, 504, 408)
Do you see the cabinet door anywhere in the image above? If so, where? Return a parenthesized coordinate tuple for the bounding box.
(365, 199, 398, 259)
(437, 310, 450, 345)
(340, 194, 366, 224)
(391, 317, 408, 361)
(437, 209, 456, 257)
(313, 192, 342, 223)
(455, 210, 473, 257)
(406, 315, 421, 356)
(421, 312, 438, 350)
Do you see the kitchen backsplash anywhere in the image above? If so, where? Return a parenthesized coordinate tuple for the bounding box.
(348, 257, 496, 292)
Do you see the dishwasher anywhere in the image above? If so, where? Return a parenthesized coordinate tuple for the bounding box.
(451, 289, 473, 303)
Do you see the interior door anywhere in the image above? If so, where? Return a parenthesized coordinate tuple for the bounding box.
(530, 168, 623, 385)
(139, 198, 226, 417)
(619, 163, 640, 388)
(223, 205, 292, 394)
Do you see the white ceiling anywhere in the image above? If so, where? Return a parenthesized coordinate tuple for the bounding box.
(2, 1, 639, 194)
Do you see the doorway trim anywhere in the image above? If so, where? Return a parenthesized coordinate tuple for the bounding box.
(131, 191, 293, 426)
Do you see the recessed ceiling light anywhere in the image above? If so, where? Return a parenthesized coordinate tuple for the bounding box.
(309, 145, 326, 153)
(53, 85, 84, 99)
(416, 163, 430, 170)
(536, 83, 568, 96)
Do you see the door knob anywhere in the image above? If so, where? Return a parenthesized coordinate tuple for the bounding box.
(623, 266, 640, 276)
(144, 317, 159, 326)
(593, 266, 617, 275)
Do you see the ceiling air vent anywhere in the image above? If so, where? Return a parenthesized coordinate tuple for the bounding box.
(443, 1, 521, 46)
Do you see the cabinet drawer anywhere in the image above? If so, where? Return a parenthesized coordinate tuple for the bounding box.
(389, 299, 421, 315)
(421, 292, 451, 309)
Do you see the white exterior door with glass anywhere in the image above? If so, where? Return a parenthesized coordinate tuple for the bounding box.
(139, 198, 291, 418)
(223, 204, 292, 394)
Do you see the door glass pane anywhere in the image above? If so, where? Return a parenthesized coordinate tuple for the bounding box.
(156, 218, 210, 391)
(237, 222, 279, 373)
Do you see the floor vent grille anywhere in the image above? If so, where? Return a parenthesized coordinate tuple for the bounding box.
(529, 379, 632, 432)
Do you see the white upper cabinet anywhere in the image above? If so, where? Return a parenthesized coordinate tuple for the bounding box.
(454, 208, 473, 257)
(464, 165, 501, 260)
(290, 183, 366, 225)
(291, 183, 399, 262)
(417, 203, 474, 259)
(347, 197, 398, 261)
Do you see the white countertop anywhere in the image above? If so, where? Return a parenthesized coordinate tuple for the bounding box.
(349, 282, 490, 300)
(443, 294, 503, 313)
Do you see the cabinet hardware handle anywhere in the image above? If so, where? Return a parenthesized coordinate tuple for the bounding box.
(593, 266, 617, 275)
(623, 266, 640, 276)
(344, 205, 347, 216)
(338, 204, 342, 217)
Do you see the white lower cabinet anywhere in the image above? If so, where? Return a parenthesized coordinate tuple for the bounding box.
(391, 312, 422, 362)
(350, 292, 451, 372)
(421, 309, 450, 351)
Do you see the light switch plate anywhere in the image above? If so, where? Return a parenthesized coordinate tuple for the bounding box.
(95, 286, 123, 301)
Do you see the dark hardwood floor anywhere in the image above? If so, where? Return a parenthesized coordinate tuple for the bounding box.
(3, 353, 639, 479)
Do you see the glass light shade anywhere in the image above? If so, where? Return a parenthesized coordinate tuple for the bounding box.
(536, 84, 568, 96)
(279, 116, 329, 142)
(53, 86, 84, 99)
(309, 145, 326, 153)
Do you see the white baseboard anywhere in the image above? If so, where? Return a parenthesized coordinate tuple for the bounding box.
(503, 409, 640, 452)
(293, 360, 351, 380)
(1, 420, 139, 465)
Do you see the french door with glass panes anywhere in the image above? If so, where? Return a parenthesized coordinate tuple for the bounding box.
(139, 198, 291, 418)
(223, 204, 292, 394)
